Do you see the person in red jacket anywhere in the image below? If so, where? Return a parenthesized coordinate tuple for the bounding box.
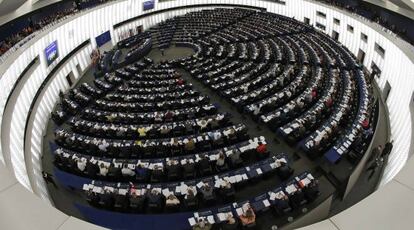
(256, 142, 267, 154)
(311, 88, 317, 99)
(325, 97, 333, 108)
(177, 78, 185, 86)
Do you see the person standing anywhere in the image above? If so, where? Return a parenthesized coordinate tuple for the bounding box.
(381, 140, 393, 158)
(42, 171, 58, 188)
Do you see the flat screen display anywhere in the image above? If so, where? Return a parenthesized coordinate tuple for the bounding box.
(45, 40, 59, 66)
(95, 31, 111, 47)
(143, 0, 155, 11)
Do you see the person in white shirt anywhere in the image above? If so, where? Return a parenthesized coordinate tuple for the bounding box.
(98, 140, 109, 152)
(99, 163, 109, 176)
(77, 158, 86, 172)
(121, 164, 136, 177)
(165, 194, 180, 206)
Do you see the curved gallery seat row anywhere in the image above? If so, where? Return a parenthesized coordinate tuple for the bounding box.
(167, 9, 374, 164)
(47, 7, 375, 229)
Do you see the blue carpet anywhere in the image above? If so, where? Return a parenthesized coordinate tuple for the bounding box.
(75, 203, 193, 230)
(54, 167, 92, 189)
(49, 141, 58, 154)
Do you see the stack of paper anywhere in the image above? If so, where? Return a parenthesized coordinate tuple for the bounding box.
(188, 217, 196, 226)
(263, 199, 271, 207)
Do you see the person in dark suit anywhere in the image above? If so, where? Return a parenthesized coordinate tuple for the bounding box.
(289, 188, 305, 208)
(200, 183, 215, 201)
(85, 161, 99, 179)
(42, 171, 58, 188)
(108, 163, 122, 180)
(100, 188, 115, 209)
(184, 187, 198, 209)
(166, 159, 181, 180)
(86, 188, 99, 205)
(129, 191, 145, 212)
(135, 164, 148, 181)
(147, 189, 163, 210)
(151, 165, 164, 182)
(381, 140, 393, 158)
(272, 193, 291, 213)
(303, 179, 319, 202)
(276, 160, 292, 180)
(198, 155, 211, 175)
(229, 149, 242, 167)
(222, 215, 238, 230)
(219, 179, 235, 199)
(114, 189, 129, 210)
(182, 159, 196, 178)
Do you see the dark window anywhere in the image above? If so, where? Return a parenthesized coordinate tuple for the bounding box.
(332, 31, 339, 41)
(317, 11, 326, 18)
(357, 49, 366, 64)
(315, 22, 326, 31)
(262, 0, 286, 4)
(333, 18, 340, 25)
(361, 33, 368, 42)
(347, 25, 354, 33)
(304, 17, 310, 25)
(375, 43, 385, 58)
(66, 73, 75, 87)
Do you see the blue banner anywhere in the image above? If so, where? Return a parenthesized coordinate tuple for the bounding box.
(143, 0, 155, 11)
(95, 31, 111, 47)
(45, 40, 59, 66)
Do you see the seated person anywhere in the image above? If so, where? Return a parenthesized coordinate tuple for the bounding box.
(197, 119, 208, 131)
(135, 164, 148, 181)
(192, 218, 212, 230)
(170, 138, 182, 154)
(184, 187, 198, 207)
(185, 138, 196, 153)
(256, 142, 268, 155)
(100, 188, 115, 208)
(229, 149, 242, 166)
(98, 140, 110, 152)
(210, 130, 222, 142)
(151, 165, 164, 182)
(76, 158, 87, 173)
(147, 188, 163, 209)
(86, 188, 99, 205)
(137, 127, 147, 137)
(166, 159, 181, 179)
(289, 188, 306, 208)
(275, 159, 292, 180)
(165, 194, 181, 209)
(154, 112, 163, 123)
(108, 163, 122, 180)
(129, 190, 145, 211)
(159, 125, 171, 136)
(121, 164, 136, 178)
(271, 192, 291, 212)
(165, 110, 174, 121)
(302, 179, 319, 202)
(199, 183, 215, 201)
(182, 159, 196, 178)
(86, 160, 99, 178)
(99, 163, 109, 177)
(219, 178, 235, 197)
(224, 127, 237, 142)
(198, 155, 212, 175)
(239, 203, 256, 226)
(114, 189, 129, 209)
(222, 214, 238, 230)
(215, 151, 227, 171)
(209, 118, 220, 129)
